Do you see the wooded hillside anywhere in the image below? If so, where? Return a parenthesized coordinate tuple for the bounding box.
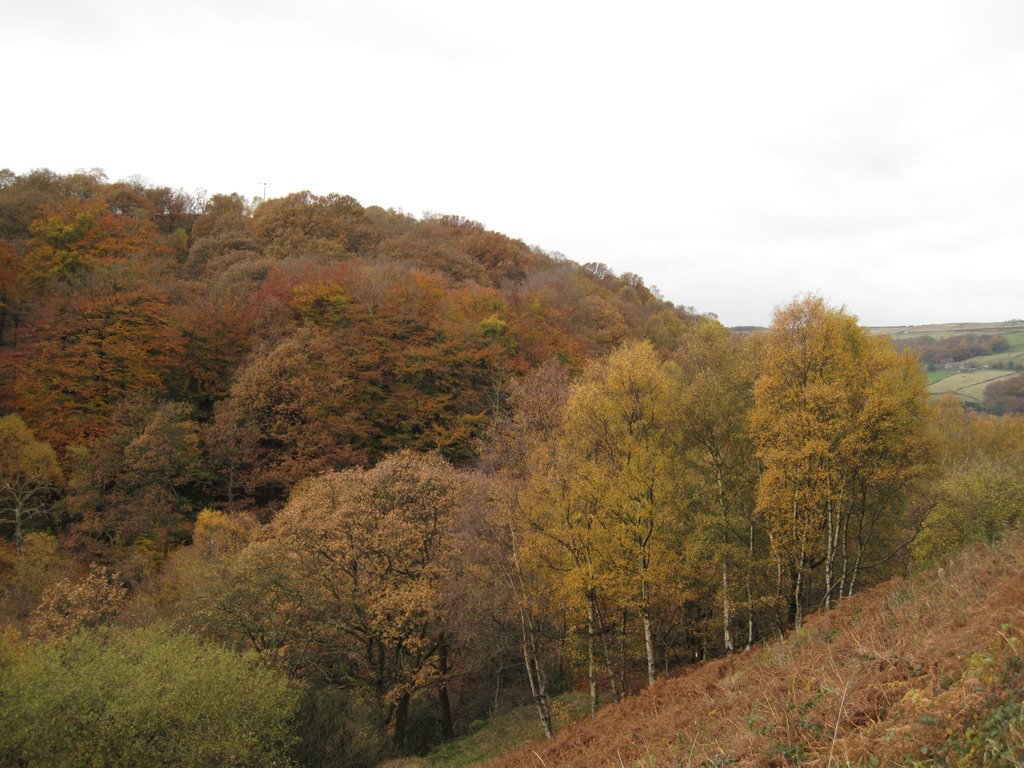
(1, 168, 1022, 768)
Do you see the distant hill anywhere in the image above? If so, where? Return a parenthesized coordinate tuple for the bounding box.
(728, 325, 767, 333)
(870, 320, 1024, 338)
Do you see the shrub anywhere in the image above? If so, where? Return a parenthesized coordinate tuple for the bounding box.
(0, 626, 299, 767)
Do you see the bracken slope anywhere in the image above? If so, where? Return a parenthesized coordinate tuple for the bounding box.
(490, 532, 1024, 767)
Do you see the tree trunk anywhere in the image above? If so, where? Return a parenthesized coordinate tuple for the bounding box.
(586, 588, 599, 715)
(746, 517, 755, 648)
(507, 513, 553, 737)
(12, 505, 23, 553)
(437, 638, 454, 740)
(848, 539, 864, 597)
(594, 599, 621, 702)
(519, 609, 553, 738)
(848, 498, 865, 597)
(619, 608, 628, 696)
(722, 561, 734, 651)
(768, 530, 787, 638)
(393, 691, 410, 749)
(825, 492, 835, 611)
(716, 465, 734, 651)
(790, 566, 803, 629)
(641, 594, 656, 686)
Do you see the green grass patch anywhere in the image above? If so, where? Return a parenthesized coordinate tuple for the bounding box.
(927, 370, 958, 385)
(379, 692, 593, 768)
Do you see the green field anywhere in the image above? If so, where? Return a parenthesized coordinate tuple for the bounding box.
(927, 368, 1020, 403)
(873, 322, 1024, 404)
(927, 370, 958, 385)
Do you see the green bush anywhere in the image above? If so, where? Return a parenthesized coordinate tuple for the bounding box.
(0, 626, 299, 767)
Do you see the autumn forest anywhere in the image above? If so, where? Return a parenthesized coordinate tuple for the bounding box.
(1, 169, 1022, 767)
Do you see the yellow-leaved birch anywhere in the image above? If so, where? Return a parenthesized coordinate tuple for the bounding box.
(751, 296, 930, 628)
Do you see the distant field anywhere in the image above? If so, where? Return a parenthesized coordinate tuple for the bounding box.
(872, 321, 1024, 340)
(963, 330, 1024, 366)
(927, 370, 958, 385)
(871, 322, 1024, 404)
(927, 369, 1020, 403)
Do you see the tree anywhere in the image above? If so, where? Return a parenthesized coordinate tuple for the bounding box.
(119, 508, 255, 633)
(23, 188, 163, 283)
(252, 191, 379, 259)
(671, 320, 765, 651)
(222, 329, 367, 502)
(0, 168, 107, 244)
(751, 296, 931, 628)
(983, 372, 1024, 414)
(524, 341, 678, 703)
(143, 185, 204, 238)
(171, 281, 256, 411)
(914, 397, 1024, 565)
(0, 239, 23, 345)
(354, 451, 464, 746)
(0, 414, 62, 551)
(474, 359, 573, 736)
(191, 193, 251, 239)
(206, 451, 465, 753)
(219, 261, 520, 508)
(560, 340, 678, 686)
(205, 398, 261, 508)
(64, 400, 207, 560)
(0, 532, 72, 625)
(185, 192, 260, 276)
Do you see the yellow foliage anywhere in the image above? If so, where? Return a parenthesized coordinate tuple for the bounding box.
(751, 296, 932, 618)
(192, 508, 251, 557)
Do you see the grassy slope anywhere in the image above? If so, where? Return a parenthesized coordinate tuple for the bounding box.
(486, 534, 1024, 767)
(379, 694, 593, 768)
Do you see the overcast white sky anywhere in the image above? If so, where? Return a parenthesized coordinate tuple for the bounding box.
(3, 1, 1022, 326)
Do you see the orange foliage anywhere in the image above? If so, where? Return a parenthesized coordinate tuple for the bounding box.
(225, 260, 522, 501)
(9, 282, 185, 447)
(28, 563, 127, 640)
(24, 190, 165, 281)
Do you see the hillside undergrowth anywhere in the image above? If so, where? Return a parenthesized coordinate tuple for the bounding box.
(489, 532, 1024, 767)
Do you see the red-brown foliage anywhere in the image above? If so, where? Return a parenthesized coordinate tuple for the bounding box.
(7, 280, 185, 448)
